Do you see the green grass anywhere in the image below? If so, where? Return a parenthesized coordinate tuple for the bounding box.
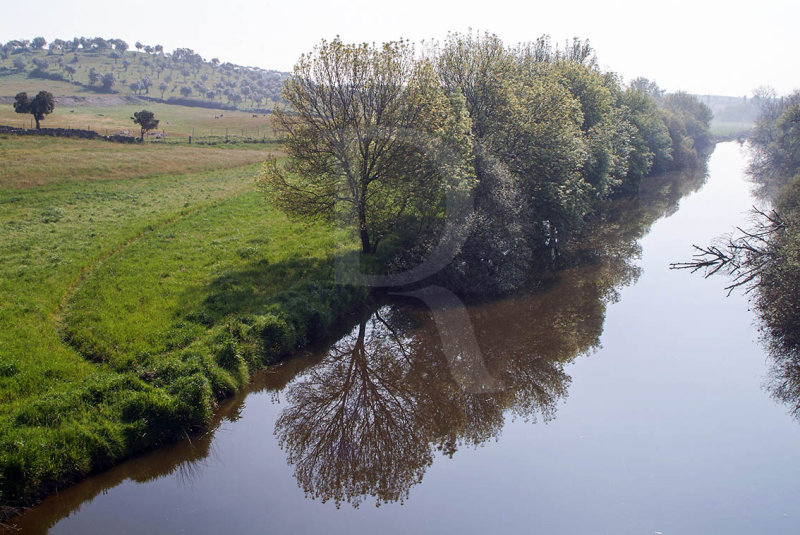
(0, 135, 279, 189)
(0, 135, 365, 508)
(710, 120, 753, 139)
(0, 101, 277, 140)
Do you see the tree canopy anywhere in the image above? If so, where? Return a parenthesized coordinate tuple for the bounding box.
(13, 90, 55, 129)
(260, 38, 474, 254)
(131, 109, 159, 141)
(261, 33, 713, 293)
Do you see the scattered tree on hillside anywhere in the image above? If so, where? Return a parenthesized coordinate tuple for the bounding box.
(159, 81, 168, 98)
(180, 85, 192, 97)
(31, 37, 46, 50)
(140, 75, 152, 94)
(88, 67, 99, 85)
(101, 72, 116, 92)
(13, 91, 55, 129)
(131, 110, 159, 141)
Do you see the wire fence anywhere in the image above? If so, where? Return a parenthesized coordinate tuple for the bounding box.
(4, 120, 280, 146)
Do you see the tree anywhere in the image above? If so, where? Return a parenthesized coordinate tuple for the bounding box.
(13, 91, 55, 129)
(159, 81, 168, 98)
(139, 76, 152, 94)
(179, 85, 191, 97)
(88, 67, 99, 86)
(101, 72, 116, 92)
(259, 38, 473, 254)
(31, 37, 46, 50)
(131, 110, 159, 141)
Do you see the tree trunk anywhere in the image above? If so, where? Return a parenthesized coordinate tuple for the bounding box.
(358, 198, 372, 253)
(34, 117, 40, 129)
(359, 226, 372, 254)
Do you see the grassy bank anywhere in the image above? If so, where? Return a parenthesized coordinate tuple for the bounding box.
(0, 135, 366, 509)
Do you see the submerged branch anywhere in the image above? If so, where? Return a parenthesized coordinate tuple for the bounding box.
(669, 206, 786, 295)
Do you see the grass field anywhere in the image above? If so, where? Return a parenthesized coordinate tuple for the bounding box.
(0, 133, 365, 508)
(710, 120, 753, 139)
(0, 136, 278, 188)
(0, 100, 277, 140)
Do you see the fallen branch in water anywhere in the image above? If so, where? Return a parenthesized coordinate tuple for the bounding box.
(669, 206, 786, 295)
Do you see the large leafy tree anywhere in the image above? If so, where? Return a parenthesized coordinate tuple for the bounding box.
(433, 33, 592, 291)
(13, 91, 55, 129)
(131, 110, 159, 141)
(261, 38, 473, 253)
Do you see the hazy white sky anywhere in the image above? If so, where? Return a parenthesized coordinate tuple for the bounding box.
(2, 0, 797, 96)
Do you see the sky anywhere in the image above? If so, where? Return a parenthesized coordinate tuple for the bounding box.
(1, 0, 798, 97)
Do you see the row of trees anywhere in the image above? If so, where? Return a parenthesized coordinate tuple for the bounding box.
(261, 34, 713, 294)
(1, 37, 133, 58)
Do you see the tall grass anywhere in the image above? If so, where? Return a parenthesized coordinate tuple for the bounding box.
(0, 137, 366, 509)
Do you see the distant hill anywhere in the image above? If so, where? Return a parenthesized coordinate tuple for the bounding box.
(692, 93, 764, 124)
(0, 37, 289, 111)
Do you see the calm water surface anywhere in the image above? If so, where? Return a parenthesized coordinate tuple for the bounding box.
(8, 142, 800, 533)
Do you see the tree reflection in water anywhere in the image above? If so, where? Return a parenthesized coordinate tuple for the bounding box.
(276, 165, 709, 508)
(276, 311, 432, 507)
(4, 165, 709, 531)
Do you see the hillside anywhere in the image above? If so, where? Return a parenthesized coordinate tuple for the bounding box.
(0, 37, 289, 111)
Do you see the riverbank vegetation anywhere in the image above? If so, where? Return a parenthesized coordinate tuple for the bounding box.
(1, 32, 713, 512)
(262, 33, 713, 294)
(673, 90, 800, 415)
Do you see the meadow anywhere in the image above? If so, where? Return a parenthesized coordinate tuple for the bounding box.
(0, 99, 276, 140)
(0, 136, 273, 188)
(0, 132, 364, 507)
(709, 119, 753, 139)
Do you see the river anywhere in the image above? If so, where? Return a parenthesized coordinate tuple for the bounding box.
(7, 142, 800, 534)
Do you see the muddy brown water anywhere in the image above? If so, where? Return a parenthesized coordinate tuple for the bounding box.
(7, 142, 800, 534)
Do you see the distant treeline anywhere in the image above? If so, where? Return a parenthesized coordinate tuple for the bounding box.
(263, 33, 714, 295)
(698, 93, 762, 124)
